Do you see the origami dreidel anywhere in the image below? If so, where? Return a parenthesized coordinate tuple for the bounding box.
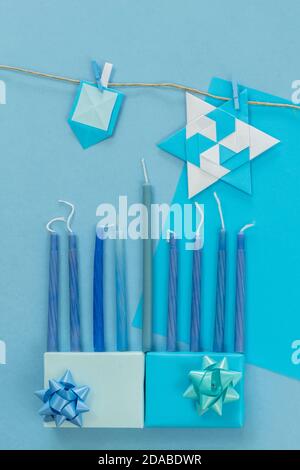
(145, 352, 244, 428)
(68, 81, 124, 149)
(43, 352, 145, 428)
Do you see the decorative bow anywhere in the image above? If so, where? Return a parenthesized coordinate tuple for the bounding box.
(35, 369, 90, 427)
(183, 355, 242, 416)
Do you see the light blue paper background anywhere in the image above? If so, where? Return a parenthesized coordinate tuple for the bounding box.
(0, 0, 300, 450)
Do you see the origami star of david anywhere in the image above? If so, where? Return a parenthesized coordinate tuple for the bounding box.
(183, 355, 242, 416)
(68, 81, 124, 149)
(158, 89, 280, 197)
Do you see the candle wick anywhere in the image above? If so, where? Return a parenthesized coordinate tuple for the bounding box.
(166, 229, 176, 242)
(58, 200, 75, 233)
(240, 222, 255, 233)
(195, 202, 204, 240)
(46, 216, 66, 233)
(213, 192, 225, 231)
(141, 158, 150, 184)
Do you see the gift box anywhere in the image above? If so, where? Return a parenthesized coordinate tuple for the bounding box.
(145, 352, 244, 428)
(43, 352, 144, 428)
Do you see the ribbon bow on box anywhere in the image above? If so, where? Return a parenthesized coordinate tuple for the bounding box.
(35, 369, 90, 427)
(183, 355, 242, 416)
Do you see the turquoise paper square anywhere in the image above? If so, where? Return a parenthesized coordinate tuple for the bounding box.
(186, 133, 215, 166)
(207, 107, 236, 141)
(68, 81, 124, 149)
(145, 352, 245, 428)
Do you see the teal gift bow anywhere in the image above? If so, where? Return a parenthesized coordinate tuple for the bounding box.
(183, 356, 242, 416)
(35, 369, 90, 427)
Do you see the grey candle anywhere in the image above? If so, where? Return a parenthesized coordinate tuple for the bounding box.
(141, 159, 153, 352)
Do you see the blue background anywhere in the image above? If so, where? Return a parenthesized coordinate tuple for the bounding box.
(0, 0, 300, 450)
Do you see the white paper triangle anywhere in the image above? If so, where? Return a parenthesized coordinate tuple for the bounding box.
(200, 157, 229, 179)
(200, 144, 220, 165)
(186, 92, 216, 123)
(187, 162, 218, 198)
(186, 116, 216, 141)
(219, 130, 238, 152)
(249, 125, 280, 159)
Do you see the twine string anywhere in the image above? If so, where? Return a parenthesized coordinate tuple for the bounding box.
(0, 64, 299, 110)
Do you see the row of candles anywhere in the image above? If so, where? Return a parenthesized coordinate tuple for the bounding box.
(46, 162, 253, 355)
(46, 203, 129, 353)
(141, 161, 253, 354)
(165, 193, 253, 354)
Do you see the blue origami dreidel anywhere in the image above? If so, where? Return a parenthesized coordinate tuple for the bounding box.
(68, 81, 124, 149)
(145, 352, 244, 428)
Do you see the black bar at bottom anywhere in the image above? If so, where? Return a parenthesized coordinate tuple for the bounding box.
(0, 450, 299, 465)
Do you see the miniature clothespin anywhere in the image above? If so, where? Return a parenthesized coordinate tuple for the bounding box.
(92, 60, 113, 91)
(92, 60, 102, 91)
(232, 78, 240, 111)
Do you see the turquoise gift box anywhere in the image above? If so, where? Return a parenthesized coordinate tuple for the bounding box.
(145, 352, 245, 428)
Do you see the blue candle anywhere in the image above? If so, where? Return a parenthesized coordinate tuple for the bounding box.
(46, 216, 65, 352)
(190, 202, 204, 352)
(214, 229, 226, 352)
(115, 232, 128, 351)
(235, 223, 254, 353)
(190, 237, 202, 351)
(167, 232, 178, 352)
(213, 193, 226, 353)
(58, 200, 81, 352)
(93, 226, 105, 352)
(69, 233, 81, 351)
(47, 231, 59, 352)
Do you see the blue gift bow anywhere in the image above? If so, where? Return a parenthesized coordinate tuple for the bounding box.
(35, 369, 90, 427)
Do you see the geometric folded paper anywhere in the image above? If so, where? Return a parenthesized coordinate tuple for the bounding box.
(43, 352, 145, 428)
(158, 88, 280, 198)
(68, 81, 124, 149)
(145, 352, 244, 427)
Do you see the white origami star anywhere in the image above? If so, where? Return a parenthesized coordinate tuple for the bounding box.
(158, 89, 280, 197)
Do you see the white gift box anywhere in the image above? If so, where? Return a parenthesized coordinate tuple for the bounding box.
(44, 352, 145, 428)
